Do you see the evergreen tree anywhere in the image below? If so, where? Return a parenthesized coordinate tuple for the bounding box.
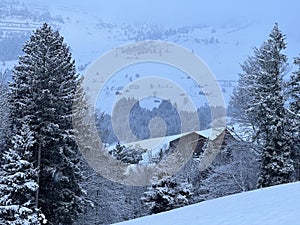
(141, 173, 192, 214)
(287, 56, 300, 180)
(10, 23, 86, 224)
(233, 24, 294, 187)
(253, 24, 294, 187)
(230, 23, 294, 187)
(0, 123, 46, 225)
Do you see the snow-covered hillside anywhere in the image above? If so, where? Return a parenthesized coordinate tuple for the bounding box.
(114, 182, 300, 225)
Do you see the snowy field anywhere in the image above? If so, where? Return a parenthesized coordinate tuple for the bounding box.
(114, 182, 300, 225)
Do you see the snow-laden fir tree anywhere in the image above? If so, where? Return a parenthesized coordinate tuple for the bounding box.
(141, 173, 192, 214)
(0, 123, 46, 225)
(254, 24, 294, 187)
(287, 56, 300, 180)
(9, 23, 87, 225)
(232, 23, 294, 187)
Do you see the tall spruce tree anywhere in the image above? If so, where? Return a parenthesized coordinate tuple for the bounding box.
(231, 23, 294, 187)
(10, 23, 86, 225)
(253, 24, 294, 187)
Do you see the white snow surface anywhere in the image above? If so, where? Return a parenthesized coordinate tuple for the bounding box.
(114, 182, 300, 225)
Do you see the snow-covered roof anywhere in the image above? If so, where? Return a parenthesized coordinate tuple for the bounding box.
(122, 131, 192, 152)
(105, 127, 234, 166)
(194, 127, 228, 140)
(107, 127, 228, 152)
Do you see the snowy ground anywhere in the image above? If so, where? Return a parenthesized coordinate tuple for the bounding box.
(114, 182, 300, 225)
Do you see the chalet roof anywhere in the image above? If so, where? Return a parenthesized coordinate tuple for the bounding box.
(108, 127, 234, 152)
(105, 127, 240, 167)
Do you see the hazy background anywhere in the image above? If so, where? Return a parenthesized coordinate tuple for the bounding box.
(29, 0, 300, 31)
(1, 0, 299, 111)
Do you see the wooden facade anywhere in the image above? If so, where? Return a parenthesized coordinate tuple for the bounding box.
(168, 128, 237, 158)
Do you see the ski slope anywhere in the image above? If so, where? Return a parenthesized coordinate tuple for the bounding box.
(114, 182, 300, 225)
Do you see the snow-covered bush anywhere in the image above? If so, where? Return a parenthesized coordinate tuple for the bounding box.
(141, 174, 193, 214)
(109, 143, 144, 164)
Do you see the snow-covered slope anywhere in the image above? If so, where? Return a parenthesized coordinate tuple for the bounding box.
(114, 182, 300, 225)
(1, 1, 300, 111)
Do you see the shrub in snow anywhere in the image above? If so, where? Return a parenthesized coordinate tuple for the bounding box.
(109, 143, 144, 164)
(141, 174, 193, 214)
(199, 141, 260, 200)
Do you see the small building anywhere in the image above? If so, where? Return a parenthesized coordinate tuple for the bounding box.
(110, 127, 240, 165)
(169, 127, 238, 158)
(169, 132, 207, 157)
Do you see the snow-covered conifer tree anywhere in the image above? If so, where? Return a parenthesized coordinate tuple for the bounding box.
(287, 56, 300, 180)
(229, 23, 294, 187)
(253, 24, 294, 187)
(9, 23, 86, 224)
